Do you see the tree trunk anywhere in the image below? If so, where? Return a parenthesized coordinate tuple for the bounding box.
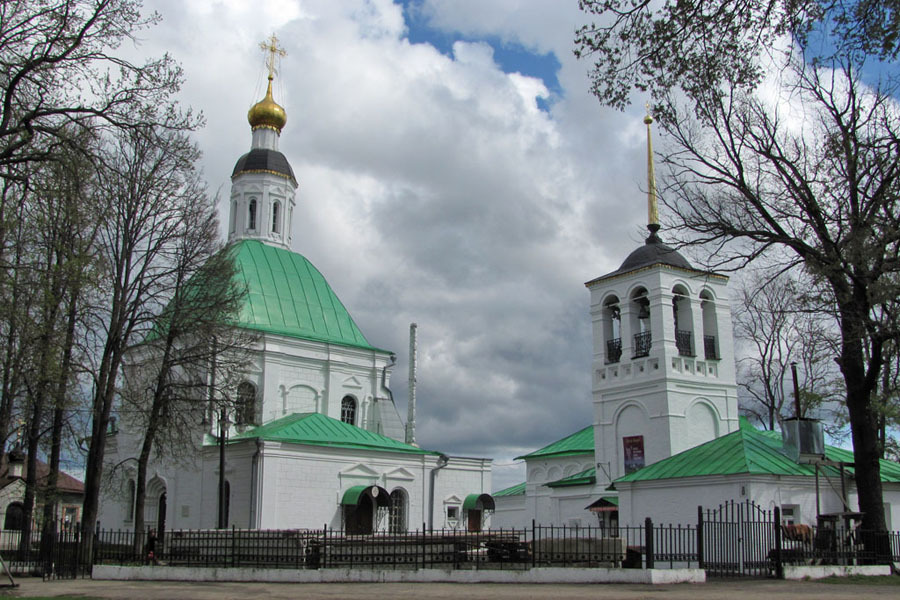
(837, 300, 886, 533)
(42, 290, 79, 527)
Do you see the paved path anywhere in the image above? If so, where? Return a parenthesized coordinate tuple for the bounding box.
(0, 578, 896, 599)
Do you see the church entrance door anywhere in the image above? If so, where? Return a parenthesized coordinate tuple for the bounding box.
(346, 494, 374, 534)
(467, 509, 482, 532)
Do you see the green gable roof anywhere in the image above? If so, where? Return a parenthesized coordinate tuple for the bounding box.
(232, 240, 383, 351)
(615, 421, 900, 485)
(516, 425, 594, 460)
(230, 412, 435, 455)
(494, 482, 526, 497)
(547, 466, 596, 488)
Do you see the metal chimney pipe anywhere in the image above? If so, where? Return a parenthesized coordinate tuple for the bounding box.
(791, 361, 801, 419)
(406, 323, 417, 445)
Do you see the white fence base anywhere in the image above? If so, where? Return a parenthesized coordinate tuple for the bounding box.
(783, 565, 892, 580)
(93, 565, 705, 585)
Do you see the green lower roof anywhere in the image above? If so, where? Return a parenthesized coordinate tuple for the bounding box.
(230, 412, 436, 455)
(547, 466, 596, 488)
(232, 240, 385, 352)
(517, 425, 594, 460)
(615, 419, 900, 485)
(494, 482, 526, 497)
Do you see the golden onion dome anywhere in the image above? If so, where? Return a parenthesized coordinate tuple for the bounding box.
(247, 77, 287, 132)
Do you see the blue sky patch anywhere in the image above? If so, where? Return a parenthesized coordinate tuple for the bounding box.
(402, 1, 562, 108)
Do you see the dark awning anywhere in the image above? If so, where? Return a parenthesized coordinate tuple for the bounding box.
(340, 485, 391, 508)
(462, 493, 495, 511)
(586, 496, 619, 513)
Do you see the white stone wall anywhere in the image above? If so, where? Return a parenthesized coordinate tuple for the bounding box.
(617, 476, 900, 528)
(102, 432, 491, 533)
(249, 333, 401, 440)
(491, 494, 525, 528)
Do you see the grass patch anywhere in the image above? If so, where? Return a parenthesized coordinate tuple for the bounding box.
(817, 574, 900, 585)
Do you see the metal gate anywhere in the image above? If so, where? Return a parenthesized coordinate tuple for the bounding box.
(699, 500, 777, 578)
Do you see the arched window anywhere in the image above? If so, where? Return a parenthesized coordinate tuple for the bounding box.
(236, 381, 256, 425)
(4, 502, 25, 531)
(389, 488, 407, 533)
(230, 201, 237, 233)
(127, 479, 136, 521)
(248, 198, 257, 230)
(341, 396, 357, 425)
(272, 201, 280, 233)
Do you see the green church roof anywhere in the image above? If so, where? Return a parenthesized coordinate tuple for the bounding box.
(232, 240, 384, 351)
(230, 412, 436, 455)
(494, 482, 526, 497)
(516, 425, 594, 460)
(615, 419, 900, 485)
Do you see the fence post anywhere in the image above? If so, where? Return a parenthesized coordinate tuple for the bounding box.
(773, 506, 783, 579)
(322, 524, 327, 569)
(531, 520, 536, 569)
(421, 522, 426, 569)
(644, 517, 654, 569)
(696, 505, 704, 569)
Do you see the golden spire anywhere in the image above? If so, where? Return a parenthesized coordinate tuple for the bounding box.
(248, 34, 288, 132)
(644, 105, 660, 236)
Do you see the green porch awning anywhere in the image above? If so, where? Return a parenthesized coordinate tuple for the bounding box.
(586, 496, 619, 513)
(340, 485, 391, 507)
(462, 493, 495, 511)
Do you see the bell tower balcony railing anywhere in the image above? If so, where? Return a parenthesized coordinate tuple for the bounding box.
(606, 338, 622, 364)
(633, 331, 652, 358)
(675, 330, 694, 357)
(704, 335, 718, 360)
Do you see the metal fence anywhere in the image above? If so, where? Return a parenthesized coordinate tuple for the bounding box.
(5, 507, 899, 580)
(87, 521, 686, 571)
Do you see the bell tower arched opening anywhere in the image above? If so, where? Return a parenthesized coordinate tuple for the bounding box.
(672, 284, 694, 357)
(630, 288, 651, 358)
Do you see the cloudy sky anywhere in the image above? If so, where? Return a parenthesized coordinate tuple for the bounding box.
(132, 0, 659, 491)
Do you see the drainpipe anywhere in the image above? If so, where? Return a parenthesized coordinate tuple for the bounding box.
(428, 454, 450, 529)
(378, 353, 397, 432)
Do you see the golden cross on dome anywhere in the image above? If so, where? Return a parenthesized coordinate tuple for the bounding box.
(260, 33, 287, 81)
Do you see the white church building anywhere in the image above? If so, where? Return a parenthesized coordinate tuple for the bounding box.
(99, 50, 492, 535)
(493, 115, 900, 531)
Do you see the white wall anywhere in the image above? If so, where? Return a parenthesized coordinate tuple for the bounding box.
(617, 475, 900, 528)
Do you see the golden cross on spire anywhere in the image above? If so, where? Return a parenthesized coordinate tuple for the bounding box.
(260, 33, 287, 81)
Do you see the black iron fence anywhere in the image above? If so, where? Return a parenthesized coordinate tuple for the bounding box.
(86, 521, 687, 571)
(5, 503, 898, 580)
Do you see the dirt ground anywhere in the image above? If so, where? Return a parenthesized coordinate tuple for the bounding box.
(0, 577, 897, 600)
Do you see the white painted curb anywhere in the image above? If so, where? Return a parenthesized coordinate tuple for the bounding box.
(93, 565, 705, 584)
(783, 565, 892, 580)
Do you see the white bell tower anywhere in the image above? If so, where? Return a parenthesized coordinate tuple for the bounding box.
(228, 34, 298, 249)
(586, 114, 739, 488)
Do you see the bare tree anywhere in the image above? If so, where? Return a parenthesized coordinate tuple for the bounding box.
(80, 123, 203, 547)
(577, 0, 900, 532)
(735, 269, 842, 430)
(119, 191, 255, 546)
(0, 0, 193, 172)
